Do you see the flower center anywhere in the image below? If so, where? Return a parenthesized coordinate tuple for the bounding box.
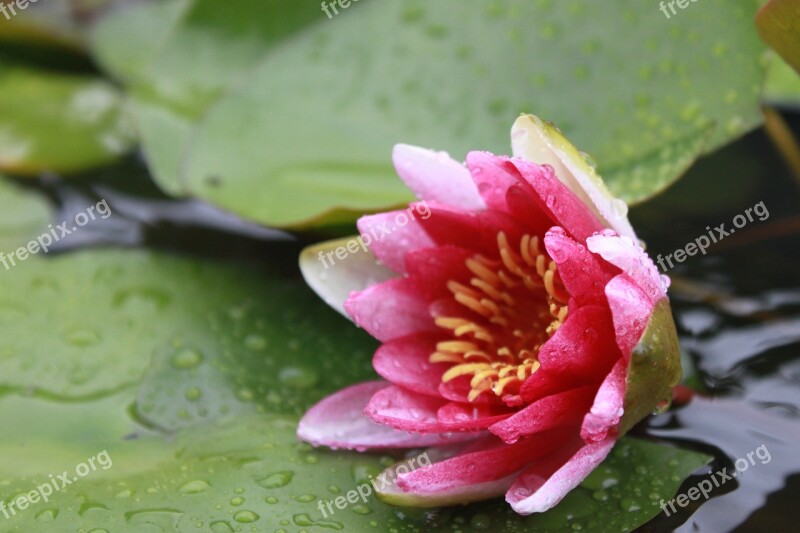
(430, 232, 569, 402)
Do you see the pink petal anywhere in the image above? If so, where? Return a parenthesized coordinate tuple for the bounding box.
(365, 385, 488, 433)
(372, 334, 446, 397)
(581, 359, 627, 443)
(488, 386, 596, 444)
(418, 205, 496, 256)
(586, 233, 667, 306)
(357, 209, 435, 273)
(381, 472, 517, 508)
(519, 368, 578, 404)
(537, 305, 621, 384)
(507, 158, 605, 242)
(395, 429, 571, 503)
(404, 245, 473, 301)
(298, 382, 470, 450)
(437, 402, 514, 429)
(604, 274, 655, 358)
(506, 436, 616, 514)
(438, 375, 494, 405)
(344, 278, 436, 342)
(393, 144, 485, 210)
(465, 151, 521, 212)
(506, 183, 558, 239)
(510, 114, 638, 242)
(544, 227, 618, 308)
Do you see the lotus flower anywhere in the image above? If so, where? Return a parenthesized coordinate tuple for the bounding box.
(298, 115, 681, 515)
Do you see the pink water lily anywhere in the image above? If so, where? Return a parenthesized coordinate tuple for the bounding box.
(298, 115, 681, 514)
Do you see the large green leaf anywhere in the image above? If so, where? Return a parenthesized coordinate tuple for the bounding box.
(0, 397, 710, 532)
(0, 66, 134, 175)
(0, 176, 710, 531)
(0, 244, 709, 531)
(91, 0, 767, 227)
(90, 0, 322, 194)
(763, 53, 800, 106)
(0, 177, 50, 251)
(0, 250, 376, 402)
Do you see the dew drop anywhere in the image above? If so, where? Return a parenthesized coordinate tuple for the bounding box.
(469, 513, 491, 529)
(611, 198, 629, 217)
(279, 366, 319, 389)
(209, 520, 234, 533)
(258, 471, 294, 489)
(352, 504, 372, 515)
(293, 513, 344, 530)
(233, 510, 259, 523)
(620, 497, 641, 512)
(171, 349, 202, 369)
(35, 509, 59, 522)
(579, 151, 598, 169)
(178, 480, 210, 494)
(65, 329, 100, 347)
(236, 387, 254, 402)
(244, 334, 267, 351)
(184, 387, 202, 402)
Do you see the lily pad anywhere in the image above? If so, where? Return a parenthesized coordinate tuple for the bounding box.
(0, 250, 376, 402)
(0, 65, 134, 175)
(763, 54, 800, 106)
(0, 399, 710, 532)
(0, 177, 50, 251)
(0, 244, 709, 531)
(92, 0, 767, 227)
(89, 0, 322, 194)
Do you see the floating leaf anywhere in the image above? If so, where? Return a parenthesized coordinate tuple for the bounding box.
(0, 66, 133, 175)
(0, 177, 50, 251)
(92, 0, 767, 227)
(0, 243, 710, 531)
(0, 399, 710, 532)
(90, 0, 321, 194)
(0, 250, 376, 402)
(763, 53, 800, 106)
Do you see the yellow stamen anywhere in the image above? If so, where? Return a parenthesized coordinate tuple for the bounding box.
(430, 232, 570, 402)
